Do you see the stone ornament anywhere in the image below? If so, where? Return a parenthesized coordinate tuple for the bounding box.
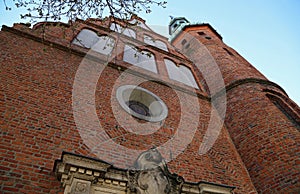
(128, 148, 183, 194)
(54, 151, 234, 194)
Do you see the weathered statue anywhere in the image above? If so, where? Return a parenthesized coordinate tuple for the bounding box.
(134, 148, 171, 194)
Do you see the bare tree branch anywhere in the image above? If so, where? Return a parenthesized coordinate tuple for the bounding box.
(4, 0, 167, 23)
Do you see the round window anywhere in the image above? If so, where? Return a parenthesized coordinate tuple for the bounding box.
(116, 85, 168, 122)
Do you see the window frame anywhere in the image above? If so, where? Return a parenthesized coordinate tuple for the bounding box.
(123, 44, 158, 73)
(164, 58, 199, 89)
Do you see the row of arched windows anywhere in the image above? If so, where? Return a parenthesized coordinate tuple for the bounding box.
(110, 22, 169, 52)
(72, 28, 199, 89)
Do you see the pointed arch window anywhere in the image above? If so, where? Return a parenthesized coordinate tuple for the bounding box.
(123, 45, 157, 73)
(72, 29, 115, 55)
(165, 59, 199, 89)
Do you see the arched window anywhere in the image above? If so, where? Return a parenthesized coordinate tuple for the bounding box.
(155, 40, 168, 51)
(122, 28, 136, 38)
(123, 45, 157, 73)
(165, 59, 199, 89)
(72, 29, 99, 48)
(144, 35, 155, 46)
(143, 35, 168, 51)
(110, 23, 136, 38)
(92, 36, 115, 55)
(73, 29, 115, 55)
(110, 23, 122, 33)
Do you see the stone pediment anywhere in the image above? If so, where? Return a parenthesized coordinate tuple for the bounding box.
(53, 150, 234, 194)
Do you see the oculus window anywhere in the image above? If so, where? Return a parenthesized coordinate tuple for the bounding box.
(116, 85, 168, 122)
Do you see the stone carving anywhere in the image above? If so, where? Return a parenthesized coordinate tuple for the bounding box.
(128, 148, 183, 194)
(75, 182, 88, 192)
(70, 179, 91, 194)
(54, 152, 234, 194)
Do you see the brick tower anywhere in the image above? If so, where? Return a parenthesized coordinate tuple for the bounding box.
(0, 15, 299, 194)
(170, 17, 300, 193)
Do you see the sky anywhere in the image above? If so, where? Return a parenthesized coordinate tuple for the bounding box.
(0, 0, 299, 105)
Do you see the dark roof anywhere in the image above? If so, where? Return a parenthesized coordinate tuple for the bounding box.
(169, 17, 190, 26)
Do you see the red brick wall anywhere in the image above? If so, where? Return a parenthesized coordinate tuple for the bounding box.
(225, 84, 300, 193)
(173, 26, 300, 193)
(0, 19, 259, 193)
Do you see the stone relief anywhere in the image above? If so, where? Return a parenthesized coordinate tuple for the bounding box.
(128, 148, 183, 194)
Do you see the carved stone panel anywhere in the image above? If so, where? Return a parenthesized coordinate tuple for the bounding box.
(71, 179, 91, 194)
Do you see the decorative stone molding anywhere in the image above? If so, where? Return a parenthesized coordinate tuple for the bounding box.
(54, 152, 128, 194)
(53, 151, 234, 194)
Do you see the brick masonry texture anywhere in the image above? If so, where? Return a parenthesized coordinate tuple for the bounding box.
(173, 25, 300, 193)
(0, 16, 299, 194)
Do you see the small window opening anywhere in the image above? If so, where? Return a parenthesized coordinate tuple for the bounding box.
(181, 39, 187, 45)
(205, 36, 212, 40)
(198, 32, 206, 36)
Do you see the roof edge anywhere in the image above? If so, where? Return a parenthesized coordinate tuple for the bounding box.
(170, 23, 223, 43)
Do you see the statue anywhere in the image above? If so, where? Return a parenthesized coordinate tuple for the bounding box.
(134, 148, 171, 194)
(128, 148, 183, 194)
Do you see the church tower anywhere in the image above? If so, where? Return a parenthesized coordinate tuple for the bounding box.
(0, 15, 299, 194)
(170, 17, 300, 193)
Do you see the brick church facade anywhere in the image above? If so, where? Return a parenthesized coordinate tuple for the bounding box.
(0, 15, 299, 193)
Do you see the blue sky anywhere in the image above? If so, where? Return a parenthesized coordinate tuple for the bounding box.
(1, 0, 299, 105)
